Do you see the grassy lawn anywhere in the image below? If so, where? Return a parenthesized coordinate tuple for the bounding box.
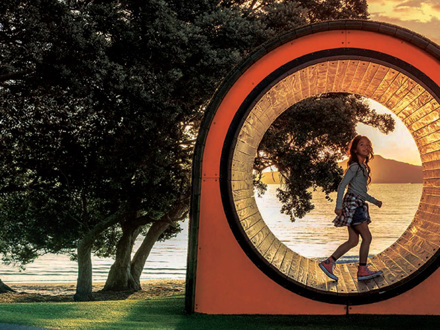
(1, 294, 440, 329)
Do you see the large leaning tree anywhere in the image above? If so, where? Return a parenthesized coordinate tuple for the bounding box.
(0, 0, 392, 299)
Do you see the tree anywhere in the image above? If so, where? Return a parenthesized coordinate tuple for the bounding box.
(0, 0, 378, 299)
(0, 0, 197, 300)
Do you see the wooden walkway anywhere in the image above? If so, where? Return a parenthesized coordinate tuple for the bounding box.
(238, 201, 440, 295)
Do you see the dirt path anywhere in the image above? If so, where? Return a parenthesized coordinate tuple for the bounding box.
(0, 279, 185, 303)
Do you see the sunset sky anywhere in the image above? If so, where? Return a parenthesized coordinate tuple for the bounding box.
(359, 0, 440, 166)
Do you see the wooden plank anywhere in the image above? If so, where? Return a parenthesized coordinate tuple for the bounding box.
(412, 114, 440, 142)
(299, 68, 310, 100)
(356, 62, 379, 95)
(397, 90, 432, 118)
(371, 68, 399, 102)
(333, 60, 348, 92)
(259, 233, 277, 260)
(306, 260, 321, 291)
(368, 256, 392, 288)
(348, 60, 369, 94)
(339, 263, 360, 294)
(252, 225, 271, 249)
(308, 64, 319, 96)
(346, 263, 375, 293)
(325, 60, 339, 93)
(333, 264, 349, 294)
(418, 200, 440, 214)
(421, 149, 440, 163)
(232, 188, 254, 201)
(385, 76, 416, 111)
(391, 83, 424, 114)
(411, 221, 440, 246)
(240, 213, 261, 231)
(231, 156, 253, 174)
(378, 72, 407, 105)
(341, 60, 359, 92)
(386, 244, 419, 273)
(381, 246, 418, 279)
(420, 186, 440, 197)
(256, 93, 278, 123)
(314, 259, 335, 293)
(417, 159, 440, 171)
(399, 234, 434, 262)
(406, 223, 440, 248)
(413, 116, 440, 140)
(296, 256, 309, 286)
(403, 98, 439, 127)
(234, 139, 257, 157)
(394, 240, 426, 269)
(380, 252, 413, 283)
(287, 252, 302, 280)
(364, 65, 389, 98)
(377, 253, 407, 283)
(279, 249, 294, 275)
(234, 197, 255, 212)
(245, 219, 265, 239)
(264, 238, 282, 266)
(236, 206, 258, 221)
(316, 62, 329, 94)
(270, 242, 286, 268)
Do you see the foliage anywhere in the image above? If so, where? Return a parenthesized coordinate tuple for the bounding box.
(0, 0, 377, 273)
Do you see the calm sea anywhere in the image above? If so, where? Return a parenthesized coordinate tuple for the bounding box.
(0, 183, 422, 283)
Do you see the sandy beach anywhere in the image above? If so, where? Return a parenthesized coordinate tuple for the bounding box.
(0, 279, 185, 303)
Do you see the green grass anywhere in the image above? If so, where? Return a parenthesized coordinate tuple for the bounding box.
(1, 295, 440, 329)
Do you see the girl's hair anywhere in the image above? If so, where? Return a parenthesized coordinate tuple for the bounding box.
(346, 135, 374, 185)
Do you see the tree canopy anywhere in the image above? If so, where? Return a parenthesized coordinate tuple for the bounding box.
(0, 0, 391, 299)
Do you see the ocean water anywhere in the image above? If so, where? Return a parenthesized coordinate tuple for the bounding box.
(256, 183, 423, 261)
(0, 183, 422, 283)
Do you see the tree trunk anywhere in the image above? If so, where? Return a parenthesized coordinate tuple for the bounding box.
(73, 209, 126, 301)
(0, 279, 15, 293)
(130, 220, 171, 289)
(102, 224, 141, 291)
(74, 238, 94, 301)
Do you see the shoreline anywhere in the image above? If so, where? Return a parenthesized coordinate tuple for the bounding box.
(0, 279, 185, 303)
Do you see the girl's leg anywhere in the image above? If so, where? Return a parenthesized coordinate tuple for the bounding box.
(330, 225, 359, 260)
(352, 222, 372, 264)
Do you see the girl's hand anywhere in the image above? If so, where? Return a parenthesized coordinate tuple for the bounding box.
(376, 200, 382, 208)
(335, 208, 343, 216)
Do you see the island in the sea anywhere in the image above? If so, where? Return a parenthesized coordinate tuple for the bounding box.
(260, 155, 423, 184)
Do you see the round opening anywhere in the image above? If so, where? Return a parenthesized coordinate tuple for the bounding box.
(255, 100, 422, 260)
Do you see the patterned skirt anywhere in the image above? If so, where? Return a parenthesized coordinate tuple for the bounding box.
(332, 192, 371, 227)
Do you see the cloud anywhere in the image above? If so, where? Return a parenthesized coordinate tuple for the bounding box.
(369, 13, 440, 44)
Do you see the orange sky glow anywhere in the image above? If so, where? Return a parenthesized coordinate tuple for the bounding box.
(356, 0, 440, 166)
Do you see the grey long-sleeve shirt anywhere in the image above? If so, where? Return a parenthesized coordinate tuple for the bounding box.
(336, 162, 378, 209)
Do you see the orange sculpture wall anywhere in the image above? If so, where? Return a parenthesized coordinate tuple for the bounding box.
(186, 21, 440, 315)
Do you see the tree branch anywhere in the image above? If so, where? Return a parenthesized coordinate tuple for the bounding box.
(0, 69, 34, 83)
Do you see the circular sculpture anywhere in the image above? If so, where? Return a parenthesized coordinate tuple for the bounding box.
(187, 20, 440, 312)
(221, 50, 440, 304)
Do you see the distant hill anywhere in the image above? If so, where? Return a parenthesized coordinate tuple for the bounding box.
(260, 155, 423, 184)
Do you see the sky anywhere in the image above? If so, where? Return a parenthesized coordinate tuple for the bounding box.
(355, 0, 440, 166)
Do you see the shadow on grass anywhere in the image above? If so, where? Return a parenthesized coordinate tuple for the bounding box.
(110, 295, 440, 330)
(2, 295, 440, 329)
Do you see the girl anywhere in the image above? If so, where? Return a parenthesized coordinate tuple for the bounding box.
(319, 135, 383, 281)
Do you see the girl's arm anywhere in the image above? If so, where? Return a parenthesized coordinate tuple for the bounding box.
(364, 192, 379, 206)
(335, 164, 357, 209)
